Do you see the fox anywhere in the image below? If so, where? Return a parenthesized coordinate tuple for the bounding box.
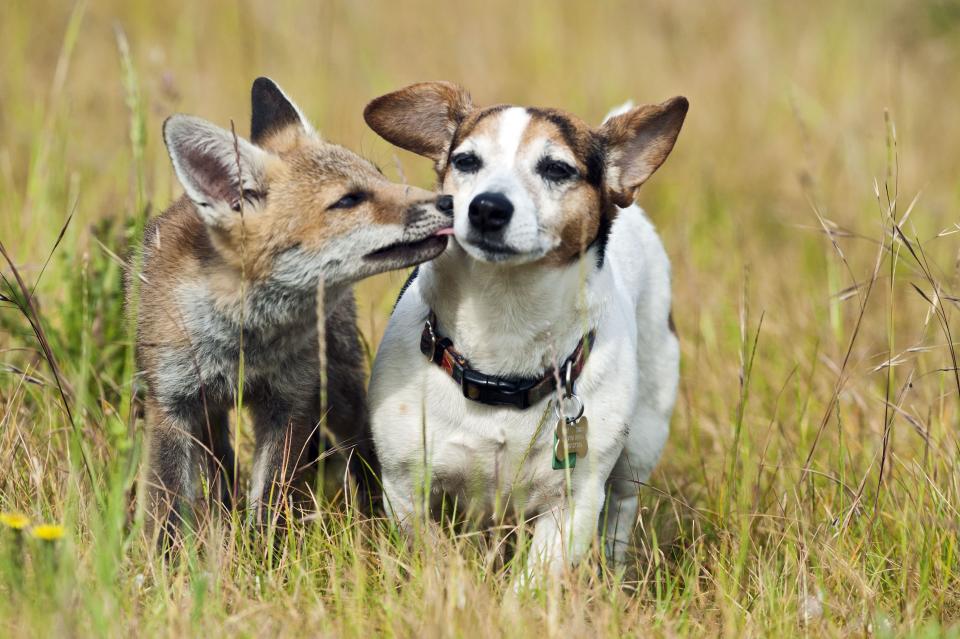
(131, 77, 453, 542)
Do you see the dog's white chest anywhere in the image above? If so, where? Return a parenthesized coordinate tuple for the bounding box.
(426, 401, 560, 511)
(374, 308, 639, 518)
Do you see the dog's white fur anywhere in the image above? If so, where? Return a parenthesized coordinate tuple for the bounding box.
(369, 99, 681, 580)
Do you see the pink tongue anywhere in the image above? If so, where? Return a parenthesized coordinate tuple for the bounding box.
(434, 228, 455, 236)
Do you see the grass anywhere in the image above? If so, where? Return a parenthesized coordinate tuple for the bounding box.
(2, 0, 960, 636)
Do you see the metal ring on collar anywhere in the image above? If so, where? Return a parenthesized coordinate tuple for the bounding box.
(555, 393, 584, 422)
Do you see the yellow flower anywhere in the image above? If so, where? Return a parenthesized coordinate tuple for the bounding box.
(30, 524, 65, 541)
(0, 512, 31, 530)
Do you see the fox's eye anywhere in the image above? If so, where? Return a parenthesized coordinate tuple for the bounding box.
(537, 159, 578, 183)
(451, 152, 482, 174)
(230, 189, 265, 212)
(329, 192, 368, 210)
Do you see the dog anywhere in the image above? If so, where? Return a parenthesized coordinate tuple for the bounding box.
(132, 77, 453, 542)
(363, 82, 687, 578)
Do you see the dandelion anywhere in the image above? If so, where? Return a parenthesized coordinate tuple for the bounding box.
(30, 524, 66, 542)
(0, 512, 31, 531)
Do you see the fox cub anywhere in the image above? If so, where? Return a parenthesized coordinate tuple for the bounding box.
(132, 77, 453, 540)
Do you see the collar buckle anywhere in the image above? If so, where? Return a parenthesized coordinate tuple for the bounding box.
(420, 314, 441, 364)
(459, 367, 535, 408)
(426, 319, 438, 362)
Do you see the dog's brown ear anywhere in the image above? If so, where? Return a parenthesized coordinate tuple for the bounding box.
(364, 82, 473, 163)
(600, 96, 688, 207)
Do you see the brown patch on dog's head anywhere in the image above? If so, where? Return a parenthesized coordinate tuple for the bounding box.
(518, 109, 611, 265)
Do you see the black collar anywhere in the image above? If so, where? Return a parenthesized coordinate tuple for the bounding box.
(420, 311, 596, 409)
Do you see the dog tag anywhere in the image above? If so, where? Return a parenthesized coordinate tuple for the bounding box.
(552, 377, 588, 470)
(555, 415, 589, 461)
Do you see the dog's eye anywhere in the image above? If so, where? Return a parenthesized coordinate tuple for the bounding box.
(538, 159, 577, 183)
(329, 192, 368, 210)
(451, 152, 482, 174)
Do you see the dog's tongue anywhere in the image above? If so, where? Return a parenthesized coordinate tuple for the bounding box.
(434, 228, 455, 236)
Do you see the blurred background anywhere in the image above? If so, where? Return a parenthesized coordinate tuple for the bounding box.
(2, 0, 960, 632)
(3, 0, 959, 323)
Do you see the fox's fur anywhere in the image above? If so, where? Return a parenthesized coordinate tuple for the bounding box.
(364, 82, 687, 582)
(132, 78, 452, 541)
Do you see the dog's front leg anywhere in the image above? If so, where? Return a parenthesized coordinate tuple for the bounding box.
(381, 470, 418, 538)
(520, 478, 607, 587)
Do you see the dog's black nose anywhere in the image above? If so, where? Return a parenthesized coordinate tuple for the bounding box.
(468, 192, 513, 232)
(437, 195, 454, 216)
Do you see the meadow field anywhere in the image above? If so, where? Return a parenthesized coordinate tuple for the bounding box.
(2, 0, 960, 636)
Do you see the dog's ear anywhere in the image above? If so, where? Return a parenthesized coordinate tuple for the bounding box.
(600, 96, 688, 207)
(250, 77, 315, 146)
(164, 114, 271, 228)
(364, 82, 473, 163)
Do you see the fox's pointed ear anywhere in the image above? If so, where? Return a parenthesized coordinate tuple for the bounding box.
(364, 82, 473, 164)
(250, 77, 315, 145)
(163, 114, 270, 227)
(600, 96, 688, 207)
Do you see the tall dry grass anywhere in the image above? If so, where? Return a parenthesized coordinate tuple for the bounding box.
(1, 0, 959, 636)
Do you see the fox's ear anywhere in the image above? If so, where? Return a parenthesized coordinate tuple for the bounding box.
(250, 77, 315, 145)
(364, 81, 473, 164)
(600, 96, 688, 207)
(163, 114, 270, 227)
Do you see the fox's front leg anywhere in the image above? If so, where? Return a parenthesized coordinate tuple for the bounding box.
(248, 392, 320, 526)
(198, 407, 235, 511)
(323, 297, 380, 510)
(144, 397, 202, 546)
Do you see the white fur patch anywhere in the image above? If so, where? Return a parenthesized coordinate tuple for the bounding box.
(495, 107, 532, 163)
(249, 436, 279, 512)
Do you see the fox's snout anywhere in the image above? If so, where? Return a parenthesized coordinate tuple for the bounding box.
(394, 197, 454, 247)
(403, 199, 451, 228)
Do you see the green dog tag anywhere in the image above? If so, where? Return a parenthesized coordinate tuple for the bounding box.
(553, 432, 577, 470)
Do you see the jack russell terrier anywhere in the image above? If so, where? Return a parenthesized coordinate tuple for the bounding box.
(363, 82, 687, 578)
